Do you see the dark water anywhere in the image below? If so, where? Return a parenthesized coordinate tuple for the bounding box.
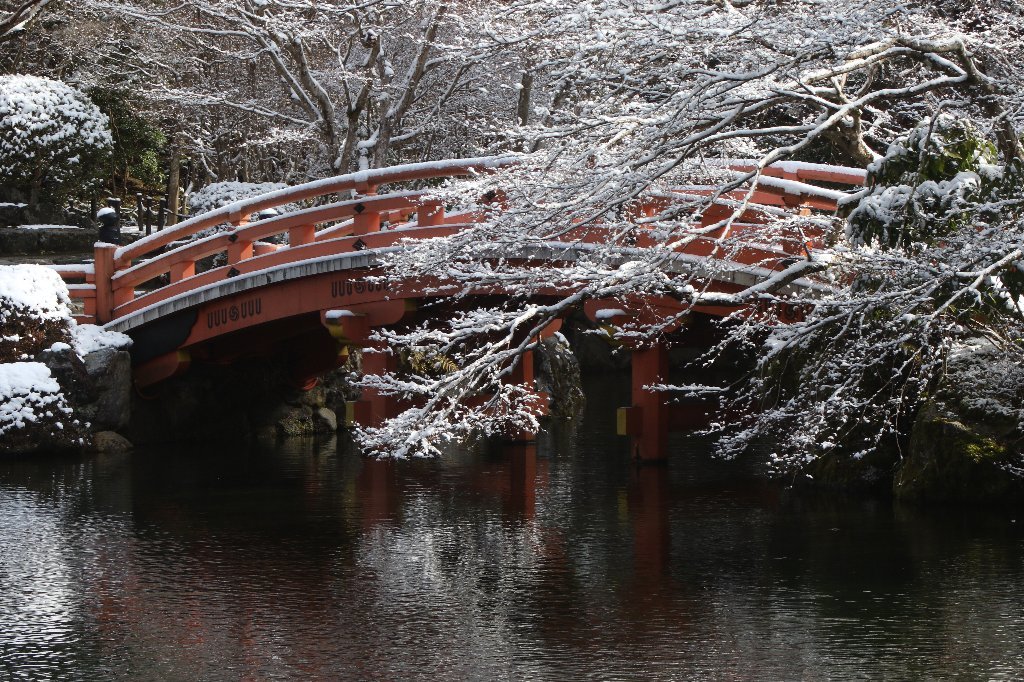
(2, 377, 1023, 680)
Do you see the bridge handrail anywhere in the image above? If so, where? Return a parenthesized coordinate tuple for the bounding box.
(48, 157, 865, 326)
(115, 155, 520, 265)
(112, 191, 433, 291)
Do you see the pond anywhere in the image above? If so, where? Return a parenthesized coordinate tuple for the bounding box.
(1, 375, 1022, 679)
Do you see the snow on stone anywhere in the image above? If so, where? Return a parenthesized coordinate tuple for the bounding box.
(16, 224, 83, 230)
(96, 207, 116, 218)
(71, 324, 132, 356)
(0, 362, 72, 437)
(325, 309, 359, 320)
(0, 264, 72, 322)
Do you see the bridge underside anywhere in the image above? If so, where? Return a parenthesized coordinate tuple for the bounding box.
(113, 261, 778, 461)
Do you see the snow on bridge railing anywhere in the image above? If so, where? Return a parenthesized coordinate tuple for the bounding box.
(51, 156, 864, 326)
(114, 155, 520, 265)
(76, 156, 518, 324)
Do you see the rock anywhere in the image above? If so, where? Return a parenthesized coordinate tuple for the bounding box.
(274, 404, 314, 437)
(322, 364, 359, 416)
(37, 345, 93, 408)
(83, 348, 132, 430)
(894, 402, 1024, 503)
(535, 335, 586, 418)
(289, 383, 327, 408)
(92, 431, 133, 453)
(315, 407, 338, 432)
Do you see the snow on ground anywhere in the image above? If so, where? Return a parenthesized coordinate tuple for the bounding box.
(0, 361, 72, 437)
(0, 264, 72, 323)
(15, 224, 83, 230)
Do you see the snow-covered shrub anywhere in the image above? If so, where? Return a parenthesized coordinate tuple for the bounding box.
(187, 181, 300, 247)
(844, 116, 1003, 249)
(0, 75, 113, 205)
(188, 181, 298, 217)
(0, 264, 73, 363)
(0, 361, 81, 453)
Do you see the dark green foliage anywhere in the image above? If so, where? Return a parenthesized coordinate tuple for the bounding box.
(88, 86, 167, 192)
(844, 116, 1004, 249)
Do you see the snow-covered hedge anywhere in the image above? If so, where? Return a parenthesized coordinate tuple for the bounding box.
(0, 361, 77, 449)
(0, 75, 113, 204)
(0, 264, 133, 453)
(0, 264, 131, 362)
(188, 181, 298, 216)
(0, 264, 74, 363)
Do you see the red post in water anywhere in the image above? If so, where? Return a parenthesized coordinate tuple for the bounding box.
(630, 343, 669, 462)
(503, 348, 538, 442)
(360, 343, 399, 427)
(506, 442, 537, 519)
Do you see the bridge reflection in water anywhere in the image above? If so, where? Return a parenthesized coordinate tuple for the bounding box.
(2, 376, 1024, 679)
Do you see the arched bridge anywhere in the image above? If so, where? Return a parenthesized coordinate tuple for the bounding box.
(53, 156, 864, 460)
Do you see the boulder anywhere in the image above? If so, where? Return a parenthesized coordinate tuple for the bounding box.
(273, 404, 315, 437)
(36, 344, 92, 405)
(535, 334, 586, 418)
(894, 401, 1024, 503)
(83, 348, 132, 430)
(893, 340, 1024, 504)
(92, 430, 133, 453)
(315, 407, 338, 432)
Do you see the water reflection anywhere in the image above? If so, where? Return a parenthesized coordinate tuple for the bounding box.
(1, 376, 1023, 679)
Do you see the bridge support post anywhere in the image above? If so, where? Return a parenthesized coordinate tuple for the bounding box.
(625, 343, 669, 462)
(503, 348, 541, 442)
(93, 243, 117, 324)
(360, 343, 399, 427)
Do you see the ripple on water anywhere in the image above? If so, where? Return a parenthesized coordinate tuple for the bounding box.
(1, 382, 1024, 679)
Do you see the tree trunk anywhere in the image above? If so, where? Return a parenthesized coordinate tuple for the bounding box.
(517, 70, 533, 126)
(165, 140, 181, 226)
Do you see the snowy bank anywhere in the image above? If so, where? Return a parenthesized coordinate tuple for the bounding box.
(0, 360, 84, 452)
(0, 264, 134, 454)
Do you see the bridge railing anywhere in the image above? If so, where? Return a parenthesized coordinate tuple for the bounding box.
(71, 157, 518, 324)
(53, 157, 865, 326)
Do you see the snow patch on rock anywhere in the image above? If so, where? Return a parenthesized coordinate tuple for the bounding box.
(72, 324, 132, 356)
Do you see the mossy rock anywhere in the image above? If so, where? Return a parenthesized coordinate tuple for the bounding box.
(894, 402, 1024, 504)
(798, 436, 901, 494)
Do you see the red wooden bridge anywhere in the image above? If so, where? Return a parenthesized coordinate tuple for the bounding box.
(52, 156, 865, 460)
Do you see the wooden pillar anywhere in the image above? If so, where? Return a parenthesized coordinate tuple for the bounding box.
(418, 204, 445, 226)
(352, 185, 380, 235)
(504, 349, 538, 442)
(360, 343, 400, 427)
(630, 343, 669, 462)
(93, 243, 117, 324)
(288, 224, 315, 247)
